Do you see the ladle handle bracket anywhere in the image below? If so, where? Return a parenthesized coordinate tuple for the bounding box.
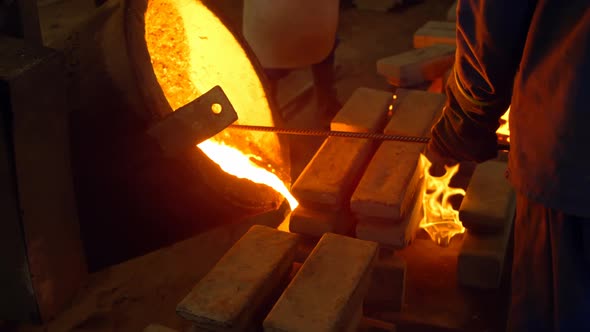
(147, 85, 238, 157)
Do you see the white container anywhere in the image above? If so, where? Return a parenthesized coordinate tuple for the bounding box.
(243, 0, 339, 69)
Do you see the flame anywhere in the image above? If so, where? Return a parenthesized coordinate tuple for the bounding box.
(496, 107, 510, 142)
(419, 154, 466, 246)
(418, 106, 510, 245)
(145, 0, 298, 210)
(197, 141, 299, 209)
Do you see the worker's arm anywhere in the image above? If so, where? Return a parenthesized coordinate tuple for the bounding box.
(428, 0, 537, 162)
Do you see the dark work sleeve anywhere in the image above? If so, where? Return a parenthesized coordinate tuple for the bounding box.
(429, 0, 537, 162)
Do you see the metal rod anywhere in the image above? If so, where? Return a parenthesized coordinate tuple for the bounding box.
(228, 124, 510, 151)
(228, 124, 431, 143)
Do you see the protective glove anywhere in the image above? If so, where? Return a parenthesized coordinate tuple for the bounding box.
(427, 71, 502, 166)
(423, 142, 458, 177)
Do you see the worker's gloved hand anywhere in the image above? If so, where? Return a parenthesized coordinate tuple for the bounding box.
(427, 71, 503, 166)
(424, 141, 459, 177)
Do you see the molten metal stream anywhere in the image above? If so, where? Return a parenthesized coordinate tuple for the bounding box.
(197, 141, 299, 209)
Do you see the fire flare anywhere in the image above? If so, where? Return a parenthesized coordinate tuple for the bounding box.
(496, 107, 510, 142)
(419, 105, 509, 245)
(419, 154, 466, 246)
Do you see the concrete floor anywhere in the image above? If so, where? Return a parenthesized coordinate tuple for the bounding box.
(4, 1, 512, 332)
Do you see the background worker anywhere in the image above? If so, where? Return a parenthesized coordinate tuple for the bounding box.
(242, 0, 342, 119)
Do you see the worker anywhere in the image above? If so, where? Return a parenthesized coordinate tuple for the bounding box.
(261, 41, 341, 118)
(425, 1, 590, 331)
(242, 0, 341, 119)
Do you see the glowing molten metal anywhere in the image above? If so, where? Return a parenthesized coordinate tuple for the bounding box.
(419, 154, 466, 246)
(198, 141, 299, 209)
(144, 0, 298, 210)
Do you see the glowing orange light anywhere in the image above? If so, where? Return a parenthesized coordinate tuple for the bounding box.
(496, 107, 510, 142)
(388, 94, 397, 116)
(198, 140, 298, 209)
